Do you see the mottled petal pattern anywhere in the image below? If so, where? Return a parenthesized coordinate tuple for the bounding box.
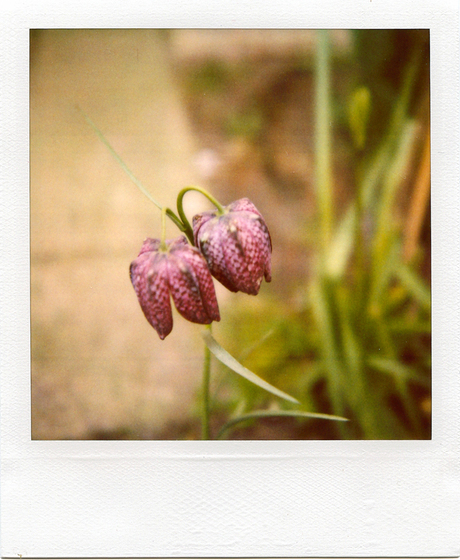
(167, 238, 220, 324)
(130, 248, 172, 339)
(227, 197, 264, 217)
(193, 198, 272, 295)
(130, 235, 220, 339)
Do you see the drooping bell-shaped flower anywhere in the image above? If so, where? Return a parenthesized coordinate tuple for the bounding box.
(130, 236, 220, 339)
(192, 198, 272, 295)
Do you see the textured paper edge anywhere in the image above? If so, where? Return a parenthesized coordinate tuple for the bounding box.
(1, 0, 459, 557)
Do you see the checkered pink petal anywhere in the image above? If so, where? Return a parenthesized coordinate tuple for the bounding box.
(167, 239, 220, 325)
(192, 198, 272, 295)
(130, 236, 220, 339)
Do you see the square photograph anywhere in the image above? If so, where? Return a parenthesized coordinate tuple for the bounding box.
(30, 28, 431, 441)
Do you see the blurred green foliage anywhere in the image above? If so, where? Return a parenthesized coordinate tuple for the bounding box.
(213, 30, 431, 439)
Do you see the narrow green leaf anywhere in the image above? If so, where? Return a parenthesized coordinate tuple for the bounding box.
(309, 280, 344, 415)
(367, 355, 430, 388)
(348, 86, 371, 150)
(395, 263, 431, 311)
(369, 236, 401, 312)
(324, 204, 356, 280)
(78, 107, 163, 209)
(216, 409, 349, 439)
(202, 330, 299, 404)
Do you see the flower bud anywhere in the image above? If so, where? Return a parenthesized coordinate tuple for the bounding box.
(193, 198, 272, 295)
(130, 236, 220, 339)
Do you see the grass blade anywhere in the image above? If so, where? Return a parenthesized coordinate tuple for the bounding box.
(367, 355, 430, 388)
(216, 409, 349, 439)
(202, 330, 299, 404)
(78, 106, 165, 208)
(395, 263, 431, 311)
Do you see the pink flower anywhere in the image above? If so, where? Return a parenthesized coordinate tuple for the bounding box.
(193, 198, 272, 295)
(130, 236, 220, 339)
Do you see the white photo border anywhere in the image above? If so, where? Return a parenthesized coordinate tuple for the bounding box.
(1, 0, 459, 557)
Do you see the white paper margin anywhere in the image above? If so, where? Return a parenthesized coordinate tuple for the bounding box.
(1, 0, 459, 557)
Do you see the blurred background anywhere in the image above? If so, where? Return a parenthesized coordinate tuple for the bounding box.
(30, 28, 431, 440)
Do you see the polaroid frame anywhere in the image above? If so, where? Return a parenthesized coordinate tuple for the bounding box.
(1, 0, 459, 557)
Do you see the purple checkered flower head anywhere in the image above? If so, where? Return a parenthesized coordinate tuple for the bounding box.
(130, 235, 220, 339)
(192, 198, 272, 295)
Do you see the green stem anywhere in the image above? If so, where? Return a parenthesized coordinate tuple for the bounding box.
(166, 209, 188, 234)
(354, 156, 367, 318)
(201, 324, 212, 440)
(314, 30, 333, 259)
(159, 207, 168, 251)
(177, 185, 225, 245)
(79, 106, 185, 233)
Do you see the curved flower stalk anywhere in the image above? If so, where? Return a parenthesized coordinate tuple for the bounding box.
(192, 197, 272, 295)
(130, 236, 220, 339)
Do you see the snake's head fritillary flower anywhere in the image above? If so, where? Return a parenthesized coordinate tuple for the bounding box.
(192, 198, 272, 295)
(130, 236, 220, 339)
